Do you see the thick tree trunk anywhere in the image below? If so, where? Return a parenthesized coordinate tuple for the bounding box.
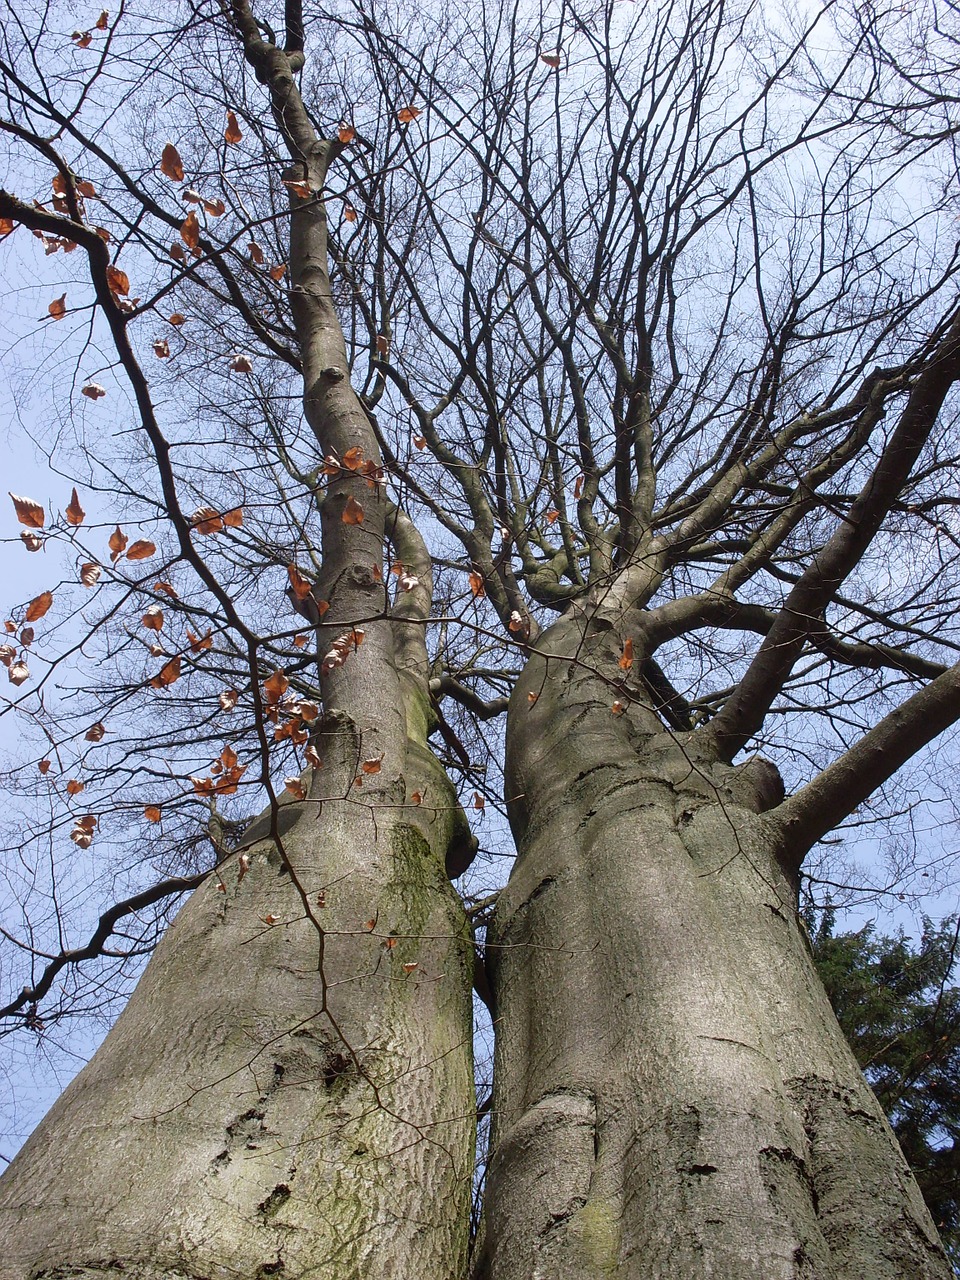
(0, 750, 473, 1280)
(474, 616, 950, 1280)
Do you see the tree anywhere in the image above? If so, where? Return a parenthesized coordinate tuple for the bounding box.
(0, 0, 959, 1274)
(812, 913, 960, 1268)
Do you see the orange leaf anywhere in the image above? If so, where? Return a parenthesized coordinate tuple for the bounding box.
(80, 561, 101, 587)
(72, 30, 92, 47)
(144, 805, 162, 822)
(527, 691, 539, 705)
(413, 435, 426, 449)
(473, 792, 485, 811)
(150, 655, 181, 688)
(126, 539, 156, 560)
(284, 776, 306, 800)
(397, 105, 421, 123)
(65, 487, 85, 525)
(9, 493, 45, 528)
(82, 383, 106, 400)
(154, 580, 178, 597)
(342, 446, 364, 470)
(21, 531, 42, 551)
(187, 629, 212, 653)
(168, 312, 186, 325)
(160, 142, 184, 181)
(48, 293, 67, 320)
(169, 243, 186, 262)
(343, 204, 357, 223)
(248, 241, 264, 264)
(287, 564, 313, 601)
(293, 635, 307, 649)
(283, 179, 313, 199)
(153, 338, 170, 358)
(269, 263, 287, 281)
(574, 474, 584, 499)
(342, 495, 364, 524)
(222, 506, 243, 527)
(224, 111, 243, 144)
(619, 638, 634, 671)
(95, 10, 108, 28)
(66, 779, 84, 796)
(218, 688, 239, 711)
(180, 211, 200, 250)
(468, 570, 485, 597)
(263, 669, 289, 705)
(106, 264, 129, 295)
(305, 744, 322, 769)
(25, 591, 53, 622)
(202, 198, 225, 218)
(142, 605, 164, 630)
(191, 506, 223, 534)
(546, 509, 559, 524)
(108, 525, 128, 561)
(229, 353, 252, 373)
(376, 334, 389, 356)
(611, 700, 625, 715)
(0, 217, 15, 239)
(85, 722, 106, 742)
(361, 755, 383, 774)
(338, 124, 356, 144)
(540, 49, 562, 67)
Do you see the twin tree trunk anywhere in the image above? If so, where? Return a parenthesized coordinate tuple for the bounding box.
(0, 612, 951, 1279)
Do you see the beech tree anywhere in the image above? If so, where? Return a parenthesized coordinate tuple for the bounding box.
(1, 0, 960, 1275)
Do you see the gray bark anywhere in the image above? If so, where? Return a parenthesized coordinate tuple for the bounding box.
(0, 728, 474, 1279)
(474, 615, 950, 1280)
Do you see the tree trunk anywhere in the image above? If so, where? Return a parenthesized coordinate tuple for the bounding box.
(0, 688, 474, 1279)
(474, 616, 950, 1280)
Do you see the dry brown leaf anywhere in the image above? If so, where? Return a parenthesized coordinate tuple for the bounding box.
(126, 539, 156, 560)
(65, 487, 85, 525)
(144, 805, 162, 822)
(397, 105, 421, 123)
(66, 779, 84, 796)
(108, 526, 128, 561)
(82, 383, 106, 400)
(150, 655, 181, 688)
(153, 338, 170, 358)
(342, 495, 364, 525)
(468, 570, 485, 597)
(263, 669, 289, 704)
(106, 264, 129, 296)
(20, 531, 43, 551)
(142, 605, 163, 631)
(218, 688, 239, 711)
(338, 124, 355, 143)
(10, 493, 45, 528)
(48, 293, 67, 320)
(80, 562, 101, 587)
(222, 507, 243, 528)
(284, 776, 306, 800)
(8, 661, 29, 686)
(224, 110, 243, 144)
(180, 210, 200, 251)
(191, 507, 223, 534)
(85, 722, 106, 742)
(25, 591, 53, 622)
(287, 564, 312, 601)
